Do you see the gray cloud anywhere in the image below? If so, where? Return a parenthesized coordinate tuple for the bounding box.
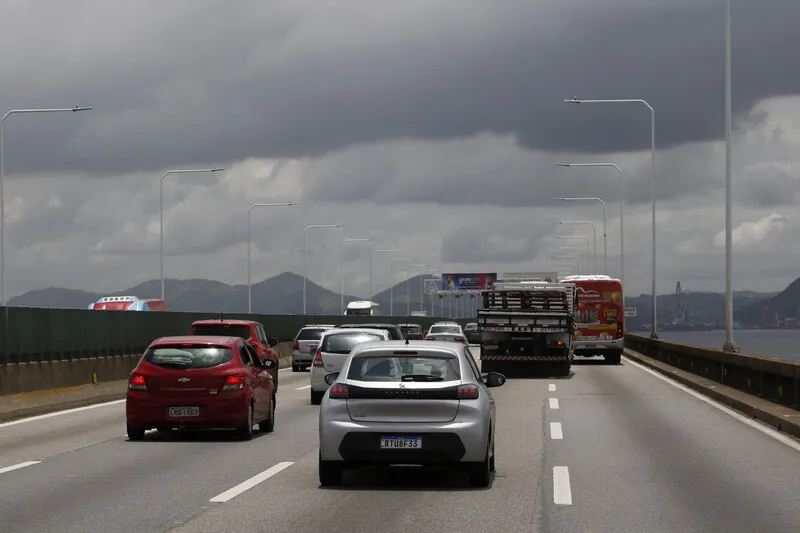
(1, 1, 799, 176)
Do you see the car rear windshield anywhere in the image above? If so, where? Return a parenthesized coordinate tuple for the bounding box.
(297, 328, 327, 341)
(400, 325, 422, 333)
(144, 346, 233, 369)
(347, 353, 461, 382)
(321, 332, 384, 354)
(191, 324, 251, 339)
(345, 308, 371, 316)
(430, 325, 461, 335)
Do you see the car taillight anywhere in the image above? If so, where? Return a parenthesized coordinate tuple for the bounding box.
(292, 340, 299, 350)
(548, 340, 563, 346)
(128, 374, 147, 391)
(416, 335, 423, 340)
(427, 336, 436, 341)
(457, 384, 479, 399)
(312, 348, 324, 367)
(455, 337, 465, 343)
(222, 374, 246, 391)
(329, 383, 349, 399)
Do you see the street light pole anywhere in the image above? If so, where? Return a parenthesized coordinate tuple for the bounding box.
(723, 0, 738, 352)
(554, 197, 607, 274)
(557, 220, 597, 272)
(0, 105, 92, 306)
(303, 224, 344, 314)
(369, 249, 397, 303)
(389, 257, 414, 316)
(555, 247, 584, 274)
(551, 255, 580, 274)
(341, 237, 373, 314)
(405, 264, 427, 316)
(248, 202, 297, 313)
(161, 167, 225, 301)
(557, 162, 625, 292)
(555, 236, 590, 269)
(565, 97, 657, 338)
(421, 268, 440, 313)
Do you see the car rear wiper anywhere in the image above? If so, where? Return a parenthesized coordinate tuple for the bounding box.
(400, 374, 444, 382)
(158, 361, 191, 368)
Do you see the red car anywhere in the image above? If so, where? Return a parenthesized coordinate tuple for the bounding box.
(126, 335, 276, 441)
(189, 319, 281, 391)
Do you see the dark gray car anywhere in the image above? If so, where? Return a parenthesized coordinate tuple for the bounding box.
(292, 325, 334, 371)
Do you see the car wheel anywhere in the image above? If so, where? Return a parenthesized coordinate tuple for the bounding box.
(310, 390, 324, 405)
(489, 435, 496, 472)
(127, 423, 145, 441)
(292, 362, 300, 372)
(236, 402, 254, 441)
(259, 394, 276, 433)
(319, 453, 343, 486)
(559, 361, 571, 377)
(469, 444, 492, 488)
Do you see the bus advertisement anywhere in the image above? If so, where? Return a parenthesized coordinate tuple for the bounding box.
(560, 275, 624, 364)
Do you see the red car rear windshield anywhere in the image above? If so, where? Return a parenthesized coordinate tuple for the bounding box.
(191, 324, 251, 339)
(144, 346, 233, 369)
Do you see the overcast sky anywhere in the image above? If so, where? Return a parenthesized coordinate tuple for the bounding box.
(2, 0, 799, 300)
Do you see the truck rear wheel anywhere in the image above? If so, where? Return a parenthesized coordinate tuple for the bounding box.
(605, 351, 622, 365)
(481, 360, 496, 373)
(558, 361, 571, 377)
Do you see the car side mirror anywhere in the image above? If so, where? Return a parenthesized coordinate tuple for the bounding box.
(484, 372, 506, 388)
(262, 359, 276, 369)
(268, 337, 279, 346)
(324, 372, 340, 386)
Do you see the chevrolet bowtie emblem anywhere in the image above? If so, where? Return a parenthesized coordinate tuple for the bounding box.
(178, 377, 191, 383)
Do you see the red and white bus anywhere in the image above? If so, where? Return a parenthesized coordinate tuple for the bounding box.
(560, 275, 623, 364)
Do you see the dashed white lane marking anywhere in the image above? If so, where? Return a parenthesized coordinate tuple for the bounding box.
(0, 400, 125, 429)
(549, 398, 560, 409)
(0, 461, 41, 475)
(553, 466, 573, 505)
(624, 356, 800, 453)
(550, 422, 563, 440)
(210, 462, 294, 503)
(296, 385, 311, 390)
(548, 384, 557, 392)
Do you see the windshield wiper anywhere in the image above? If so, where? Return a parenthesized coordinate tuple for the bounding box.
(401, 374, 444, 382)
(158, 361, 191, 368)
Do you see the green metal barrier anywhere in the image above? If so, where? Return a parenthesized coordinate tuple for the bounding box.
(0, 307, 471, 364)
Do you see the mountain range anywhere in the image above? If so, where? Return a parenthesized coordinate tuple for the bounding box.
(7, 272, 800, 328)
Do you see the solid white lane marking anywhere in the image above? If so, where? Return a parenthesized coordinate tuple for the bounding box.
(553, 466, 572, 505)
(0, 399, 125, 429)
(550, 422, 563, 440)
(0, 461, 41, 475)
(548, 384, 557, 392)
(624, 356, 800, 453)
(210, 462, 294, 502)
(296, 385, 311, 390)
(549, 398, 559, 409)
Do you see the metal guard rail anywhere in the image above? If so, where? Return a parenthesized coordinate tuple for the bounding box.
(625, 333, 800, 411)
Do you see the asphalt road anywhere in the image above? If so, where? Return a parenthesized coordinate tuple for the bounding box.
(1, 352, 798, 532)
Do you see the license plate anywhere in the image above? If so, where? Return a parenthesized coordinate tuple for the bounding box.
(380, 436, 422, 449)
(168, 406, 199, 417)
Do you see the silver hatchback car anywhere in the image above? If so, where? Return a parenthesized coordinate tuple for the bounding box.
(318, 340, 506, 487)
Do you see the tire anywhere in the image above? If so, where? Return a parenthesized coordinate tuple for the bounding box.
(481, 360, 496, 374)
(127, 423, 145, 441)
(236, 402, 254, 441)
(469, 444, 492, 488)
(259, 394, 276, 433)
(310, 390, 324, 405)
(489, 434, 496, 472)
(605, 351, 622, 365)
(292, 362, 300, 372)
(273, 373, 279, 393)
(558, 361, 571, 377)
(318, 453, 343, 486)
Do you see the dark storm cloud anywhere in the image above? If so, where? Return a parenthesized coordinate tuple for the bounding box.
(0, 0, 797, 175)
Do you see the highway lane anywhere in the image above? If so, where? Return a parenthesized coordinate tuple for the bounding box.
(1, 350, 799, 532)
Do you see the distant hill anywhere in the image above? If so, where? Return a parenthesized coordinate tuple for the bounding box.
(736, 277, 800, 327)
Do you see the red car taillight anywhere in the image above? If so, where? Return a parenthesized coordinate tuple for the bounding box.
(312, 348, 324, 367)
(454, 336, 466, 343)
(457, 384, 479, 399)
(222, 374, 246, 391)
(128, 374, 147, 391)
(329, 383, 349, 399)
(426, 336, 436, 341)
(416, 335, 423, 340)
(292, 340, 299, 350)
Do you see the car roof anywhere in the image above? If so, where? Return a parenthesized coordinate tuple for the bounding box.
(152, 335, 241, 346)
(399, 323, 423, 328)
(191, 319, 257, 326)
(302, 324, 335, 328)
(431, 321, 461, 326)
(350, 339, 465, 357)
(323, 327, 390, 336)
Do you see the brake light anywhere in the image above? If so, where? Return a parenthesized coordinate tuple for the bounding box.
(128, 374, 147, 391)
(548, 340, 563, 346)
(427, 336, 436, 341)
(222, 374, 246, 391)
(457, 384, 479, 399)
(455, 337, 465, 343)
(393, 350, 418, 355)
(416, 335, 423, 340)
(329, 383, 349, 399)
(292, 340, 299, 350)
(312, 348, 324, 367)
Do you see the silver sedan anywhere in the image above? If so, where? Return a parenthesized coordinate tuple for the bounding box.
(318, 340, 506, 487)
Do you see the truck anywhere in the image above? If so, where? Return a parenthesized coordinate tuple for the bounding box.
(560, 275, 624, 364)
(88, 296, 167, 311)
(476, 278, 576, 377)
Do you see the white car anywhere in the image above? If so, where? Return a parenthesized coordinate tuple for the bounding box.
(425, 321, 467, 344)
(309, 328, 390, 404)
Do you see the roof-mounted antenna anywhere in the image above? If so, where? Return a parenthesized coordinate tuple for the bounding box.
(220, 310, 224, 321)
